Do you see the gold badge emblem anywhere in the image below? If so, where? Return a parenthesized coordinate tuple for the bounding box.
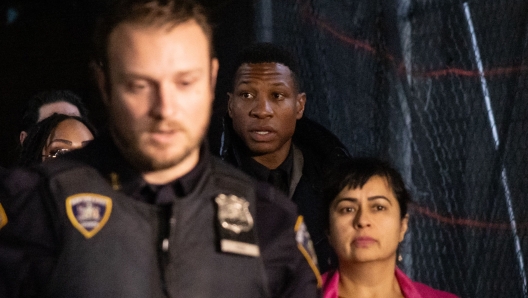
(66, 193, 112, 239)
(215, 194, 254, 234)
(0, 203, 8, 230)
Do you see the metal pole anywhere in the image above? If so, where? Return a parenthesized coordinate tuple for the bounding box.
(395, 0, 414, 276)
(463, 3, 527, 295)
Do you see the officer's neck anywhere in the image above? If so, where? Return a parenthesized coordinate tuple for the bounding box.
(110, 129, 200, 185)
(142, 149, 200, 185)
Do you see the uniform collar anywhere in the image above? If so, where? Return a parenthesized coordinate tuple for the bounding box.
(92, 133, 209, 204)
(243, 146, 293, 182)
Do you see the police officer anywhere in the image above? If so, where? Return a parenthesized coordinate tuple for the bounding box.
(0, 1, 318, 297)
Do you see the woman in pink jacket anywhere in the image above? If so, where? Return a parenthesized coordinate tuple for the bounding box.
(321, 158, 458, 298)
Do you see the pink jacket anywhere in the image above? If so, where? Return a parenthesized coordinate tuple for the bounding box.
(321, 268, 458, 298)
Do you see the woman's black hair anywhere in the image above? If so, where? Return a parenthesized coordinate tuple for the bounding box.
(18, 114, 97, 167)
(322, 157, 411, 230)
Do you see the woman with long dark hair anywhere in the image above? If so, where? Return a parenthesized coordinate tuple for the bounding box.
(19, 113, 96, 167)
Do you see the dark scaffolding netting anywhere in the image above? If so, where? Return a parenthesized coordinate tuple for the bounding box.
(267, 0, 528, 297)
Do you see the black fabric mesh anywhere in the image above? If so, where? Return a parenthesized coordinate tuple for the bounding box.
(266, 0, 528, 296)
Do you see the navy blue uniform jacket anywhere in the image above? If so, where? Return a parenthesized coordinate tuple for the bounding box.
(0, 135, 318, 298)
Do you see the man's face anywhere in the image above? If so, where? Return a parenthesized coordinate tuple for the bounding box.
(102, 20, 218, 175)
(228, 63, 305, 159)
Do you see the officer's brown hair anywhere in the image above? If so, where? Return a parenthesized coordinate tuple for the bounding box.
(93, 0, 214, 73)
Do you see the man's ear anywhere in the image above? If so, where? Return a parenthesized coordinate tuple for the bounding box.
(210, 58, 219, 94)
(19, 131, 27, 145)
(227, 92, 234, 118)
(399, 214, 409, 242)
(94, 62, 110, 106)
(296, 92, 306, 119)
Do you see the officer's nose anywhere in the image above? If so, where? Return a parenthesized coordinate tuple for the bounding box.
(151, 83, 177, 119)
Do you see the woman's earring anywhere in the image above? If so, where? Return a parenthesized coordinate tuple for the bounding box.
(398, 254, 403, 262)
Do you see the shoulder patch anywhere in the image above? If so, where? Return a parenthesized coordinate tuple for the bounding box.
(295, 215, 322, 287)
(0, 203, 8, 230)
(66, 193, 112, 239)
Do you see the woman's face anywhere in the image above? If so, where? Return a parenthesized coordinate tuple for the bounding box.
(328, 175, 408, 265)
(42, 119, 94, 161)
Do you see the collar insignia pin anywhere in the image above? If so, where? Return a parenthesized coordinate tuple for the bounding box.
(110, 172, 121, 191)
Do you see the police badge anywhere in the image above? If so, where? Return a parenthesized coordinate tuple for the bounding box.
(215, 194, 259, 257)
(66, 193, 113, 239)
(215, 194, 254, 234)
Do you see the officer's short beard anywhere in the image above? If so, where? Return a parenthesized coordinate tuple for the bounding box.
(110, 126, 196, 173)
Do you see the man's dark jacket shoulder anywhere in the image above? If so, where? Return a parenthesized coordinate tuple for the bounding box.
(217, 116, 350, 273)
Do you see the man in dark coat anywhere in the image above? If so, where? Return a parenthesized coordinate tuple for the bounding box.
(220, 43, 350, 273)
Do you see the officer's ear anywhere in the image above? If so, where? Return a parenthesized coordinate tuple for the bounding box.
(210, 58, 219, 95)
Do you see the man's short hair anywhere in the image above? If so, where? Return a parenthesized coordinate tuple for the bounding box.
(20, 90, 88, 133)
(94, 0, 214, 72)
(231, 42, 302, 92)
